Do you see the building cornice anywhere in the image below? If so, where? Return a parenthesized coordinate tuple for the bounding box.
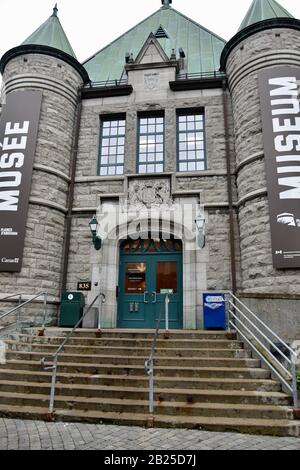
(0, 44, 90, 84)
(220, 18, 300, 71)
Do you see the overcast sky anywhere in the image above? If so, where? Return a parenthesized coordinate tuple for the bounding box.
(0, 0, 300, 64)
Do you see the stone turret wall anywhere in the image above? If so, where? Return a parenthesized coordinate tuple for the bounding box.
(0, 53, 83, 324)
(226, 28, 300, 339)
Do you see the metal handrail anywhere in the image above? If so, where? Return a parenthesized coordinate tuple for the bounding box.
(0, 293, 24, 327)
(0, 293, 25, 302)
(145, 293, 171, 415)
(226, 292, 298, 408)
(41, 292, 105, 416)
(0, 292, 48, 332)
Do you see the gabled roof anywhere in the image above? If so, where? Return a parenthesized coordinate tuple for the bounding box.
(238, 0, 294, 31)
(83, 5, 226, 82)
(134, 33, 171, 65)
(22, 4, 76, 58)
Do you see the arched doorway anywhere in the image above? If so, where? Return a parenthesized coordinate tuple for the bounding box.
(117, 238, 183, 329)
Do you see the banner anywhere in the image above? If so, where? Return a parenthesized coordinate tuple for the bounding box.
(0, 90, 42, 272)
(259, 67, 300, 268)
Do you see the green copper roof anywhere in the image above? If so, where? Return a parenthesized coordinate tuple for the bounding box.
(22, 4, 76, 58)
(238, 0, 294, 31)
(83, 5, 226, 82)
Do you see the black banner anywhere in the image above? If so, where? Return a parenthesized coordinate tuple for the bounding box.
(259, 67, 300, 268)
(0, 90, 42, 272)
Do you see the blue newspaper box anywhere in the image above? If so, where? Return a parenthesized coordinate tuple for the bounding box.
(203, 293, 226, 330)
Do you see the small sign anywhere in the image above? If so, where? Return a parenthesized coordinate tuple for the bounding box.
(77, 282, 91, 291)
(160, 289, 174, 294)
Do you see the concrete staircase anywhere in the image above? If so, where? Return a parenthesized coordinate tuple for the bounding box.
(0, 328, 299, 436)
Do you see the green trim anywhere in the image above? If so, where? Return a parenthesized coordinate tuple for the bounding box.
(220, 17, 300, 71)
(0, 45, 90, 83)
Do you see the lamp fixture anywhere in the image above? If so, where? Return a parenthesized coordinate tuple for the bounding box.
(89, 215, 102, 251)
(195, 214, 206, 249)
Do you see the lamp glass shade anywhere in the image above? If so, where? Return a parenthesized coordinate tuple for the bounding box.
(89, 216, 98, 233)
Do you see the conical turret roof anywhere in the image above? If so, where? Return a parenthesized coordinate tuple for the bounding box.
(239, 0, 294, 31)
(22, 4, 76, 58)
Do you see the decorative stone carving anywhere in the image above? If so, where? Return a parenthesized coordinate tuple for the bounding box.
(144, 72, 159, 90)
(128, 179, 172, 208)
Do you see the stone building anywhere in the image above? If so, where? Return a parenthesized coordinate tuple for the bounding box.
(0, 0, 300, 340)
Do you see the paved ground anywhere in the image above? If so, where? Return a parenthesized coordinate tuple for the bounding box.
(0, 418, 299, 450)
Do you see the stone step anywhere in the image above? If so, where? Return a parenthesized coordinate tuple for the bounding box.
(0, 385, 290, 410)
(4, 359, 268, 380)
(5, 341, 252, 359)
(6, 341, 251, 365)
(0, 364, 270, 385)
(1, 382, 293, 419)
(0, 374, 282, 395)
(14, 335, 244, 350)
(5, 351, 261, 369)
(25, 328, 233, 340)
(0, 388, 292, 420)
(0, 403, 298, 437)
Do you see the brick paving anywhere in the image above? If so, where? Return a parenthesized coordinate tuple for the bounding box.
(0, 418, 299, 450)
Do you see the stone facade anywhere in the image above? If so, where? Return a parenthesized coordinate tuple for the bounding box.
(0, 13, 300, 339)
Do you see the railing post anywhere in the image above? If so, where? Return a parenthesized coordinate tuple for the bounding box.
(165, 294, 169, 332)
(43, 292, 48, 329)
(17, 295, 22, 332)
(98, 294, 102, 331)
(291, 358, 299, 409)
(48, 355, 58, 417)
(148, 359, 154, 415)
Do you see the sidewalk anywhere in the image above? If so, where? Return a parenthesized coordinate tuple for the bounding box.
(0, 418, 299, 450)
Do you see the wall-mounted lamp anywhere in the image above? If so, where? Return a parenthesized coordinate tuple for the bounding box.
(89, 215, 102, 251)
(195, 214, 206, 249)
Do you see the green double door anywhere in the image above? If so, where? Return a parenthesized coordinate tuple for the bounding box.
(117, 240, 183, 329)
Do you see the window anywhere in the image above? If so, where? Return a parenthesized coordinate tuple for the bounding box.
(138, 115, 164, 174)
(177, 112, 206, 172)
(98, 116, 126, 176)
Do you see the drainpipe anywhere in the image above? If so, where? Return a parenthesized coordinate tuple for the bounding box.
(222, 78, 237, 294)
(61, 91, 83, 293)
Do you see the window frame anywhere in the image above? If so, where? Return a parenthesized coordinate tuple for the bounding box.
(176, 109, 207, 173)
(98, 114, 126, 177)
(137, 112, 165, 175)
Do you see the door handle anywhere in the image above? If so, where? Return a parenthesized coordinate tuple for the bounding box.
(144, 291, 149, 304)
(152, 291, 157, 304)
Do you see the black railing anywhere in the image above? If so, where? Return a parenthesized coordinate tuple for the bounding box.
(176, 71, 226, 81)
(85, 71, 225, 89)
(85, 78, 128, 89)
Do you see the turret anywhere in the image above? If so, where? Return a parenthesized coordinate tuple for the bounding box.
(0, 5, 89, 323)
(221, 0, 300, 334)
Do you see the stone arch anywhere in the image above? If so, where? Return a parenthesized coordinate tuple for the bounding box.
(94, 215, 199, 329)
